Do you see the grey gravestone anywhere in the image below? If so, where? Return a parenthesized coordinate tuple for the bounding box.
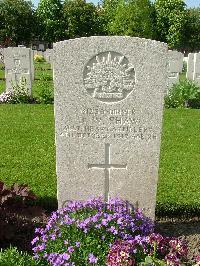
(194, 53, 200, 85)
(4, 47, 32, 95)
(54, 36, 168, 220)
(44, 49, 53, 68)
(186, 53, 194, 80)
(168, 50, 183, 89)
(31, 50, 35, 81)
(39, 44, 45, 51)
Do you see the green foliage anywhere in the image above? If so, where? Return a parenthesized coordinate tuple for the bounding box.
(154, 0, 187, 49)
(0, 247, 46, 266)
(36, 0, 64, 43)
(33, 66, 53, 104)
(100, 0, 121, 34)
(184, 8, 200, 51)
(165, 80, 200, 108)
(37, 81, 54, 104)
(63, 0, 101, 38)
(10, 77, 32, 103)
(106, 0, 155, 39)
(0, 0, 35, 46)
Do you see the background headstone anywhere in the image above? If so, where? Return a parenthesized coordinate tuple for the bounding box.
(31, 50, 35, 81)
(168, 50, 184, 89)
(193, 53, 200, 85)
(39, 44, 45, 51)
(54, 36, 168, 220)
(44, 49, 53, 68)
(186, 53, 194, 80)
(4, 47, 32, 95)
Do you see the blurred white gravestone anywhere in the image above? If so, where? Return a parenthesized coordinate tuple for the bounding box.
(31, 50, 35, 81)
(44, 49, 53, 68)
(44, 49, 52, 62)
(39, 44, 45, 51)
(193, 53, 200, 86)
(4, 47, 32, 95)
(186, 53, 200, 85)
(168, 50, 184, 89)
(54, 36, 168, 220)
(186, 53, 194, 80)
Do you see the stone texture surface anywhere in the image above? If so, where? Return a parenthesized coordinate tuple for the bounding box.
(4, 47, 32, 94)
(31, 50, 35, 81)
(44, 49, 53, 68)
(54, 36, 168, 220)
(194, 53, 200, 85)
(186, 53, 194, 80)
(168, 50, 183, 89)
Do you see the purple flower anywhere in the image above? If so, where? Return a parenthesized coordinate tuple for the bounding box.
(31, 197, 155, 265)
(67, 246, 74, 253)
(31, 236, 39, 245)
(63, 253, 70, 260)
(88, 253, 98, 264)
(75, 242, 80, 247)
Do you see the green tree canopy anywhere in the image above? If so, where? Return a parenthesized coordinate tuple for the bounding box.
(36, 0, 64, 43)
(105, 0, 155, 39)
(154, 0, 187, 49)
(0, 0, 35, 46)
(184, 7, 200, 51)
(62, 0, 101, 39)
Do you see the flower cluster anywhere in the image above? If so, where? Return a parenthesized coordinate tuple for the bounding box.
(32, 197, 153, 266)
(107, 233, 188, 266)
(34, 54, 45, 62)
(0, 91, 14, 103)
(195, 255, 200, 265)
(0, 77, 31, 104)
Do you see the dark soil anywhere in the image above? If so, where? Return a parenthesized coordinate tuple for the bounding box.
(155, 217, 200, 264)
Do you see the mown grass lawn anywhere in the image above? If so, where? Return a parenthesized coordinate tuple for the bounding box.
(0, 104, 56, 207)
(0, 105, 200, 215)
(158, 108, 200, 215)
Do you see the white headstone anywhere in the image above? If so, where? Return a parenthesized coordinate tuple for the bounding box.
(31, 50, 35, 81)
(193, 53, 200, 85)
(54, 36, 168, 220)
(44, 49, 53, 67)
(186, 53, 194, 80)
(168, 50, 184, 89)
(4, 47, 32, 95)
(39, 44, 45, 51)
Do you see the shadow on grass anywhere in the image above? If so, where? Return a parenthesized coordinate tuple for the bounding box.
(33, 195, 58, 213)
(156, 202, 200, 220)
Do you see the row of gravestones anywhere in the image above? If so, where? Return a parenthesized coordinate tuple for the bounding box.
(1, 46, 200, 97)
(1, 37, 200, 221)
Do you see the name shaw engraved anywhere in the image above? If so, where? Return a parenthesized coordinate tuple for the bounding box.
(83, 51, 135, 103)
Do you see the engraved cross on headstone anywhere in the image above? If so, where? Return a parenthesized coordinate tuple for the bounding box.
(88, 143, 127, 202)
(7, 59, 29, 80)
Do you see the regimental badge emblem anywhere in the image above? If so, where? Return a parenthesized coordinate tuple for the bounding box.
(83, 51, 135, 103)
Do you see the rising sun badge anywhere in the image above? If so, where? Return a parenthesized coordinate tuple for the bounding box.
(83, 51, 135, 103)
